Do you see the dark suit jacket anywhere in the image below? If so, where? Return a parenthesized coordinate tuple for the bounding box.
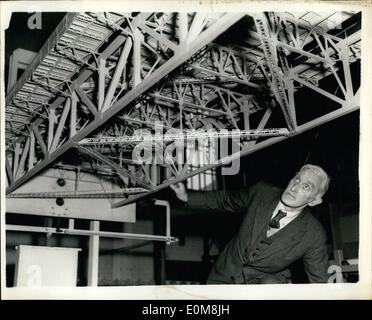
(187, 182, 329, 284)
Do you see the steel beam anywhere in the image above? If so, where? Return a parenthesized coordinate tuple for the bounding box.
(5, 11, 360, 208)
(14, 138, 30, 180)
(112, 101, 359, 208)
(253, 13, 296, 132)
(77, 145, 153, 190)
(6, 13, 244, 194)
(101, 37, 133, 111)
(50, 98, 71, 152)
(6, 224, 178, 242)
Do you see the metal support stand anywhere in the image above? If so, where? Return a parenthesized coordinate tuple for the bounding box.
(87, 220, 100, 286)
(6, 200, 177, 286)
(153, 203, 167, 285)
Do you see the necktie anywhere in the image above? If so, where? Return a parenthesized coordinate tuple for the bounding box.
(269, 210, 287, 229)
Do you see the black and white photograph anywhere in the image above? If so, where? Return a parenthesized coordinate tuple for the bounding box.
(1, 1, 371, 300)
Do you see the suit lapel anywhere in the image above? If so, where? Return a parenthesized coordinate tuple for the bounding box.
(250, 192, 281, 247)
(257, 209, 310, 261)
(269, 210, 307, 249)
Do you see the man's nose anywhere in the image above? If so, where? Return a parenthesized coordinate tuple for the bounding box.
(290, 183, 299, 192)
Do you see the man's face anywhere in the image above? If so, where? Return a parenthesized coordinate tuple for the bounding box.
(281, 169, 323, 209)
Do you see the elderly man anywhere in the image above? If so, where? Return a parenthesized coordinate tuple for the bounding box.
(170, 164, 330, 284)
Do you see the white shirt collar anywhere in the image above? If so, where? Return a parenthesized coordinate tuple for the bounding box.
(274, 201, 302, 218)
(267, 201, 302, 235)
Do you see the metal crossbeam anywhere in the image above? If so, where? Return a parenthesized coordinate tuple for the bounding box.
(79, 128, 290, 145)
(253, 13, 296, 132)
(8, 188, 148, 198)
(111, 97, 359, 208)
(5, 11, 361, 208)
(77, 145, 153, 190)
(6, 13, 245, 194)
(6, 224, 178, 243)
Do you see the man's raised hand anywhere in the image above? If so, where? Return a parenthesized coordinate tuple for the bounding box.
(170, 182, 188, 202)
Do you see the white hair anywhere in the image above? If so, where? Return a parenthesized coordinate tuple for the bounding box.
(300, 164, 330, 196)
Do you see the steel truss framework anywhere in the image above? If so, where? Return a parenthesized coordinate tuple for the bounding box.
(5, 11, 361, 208)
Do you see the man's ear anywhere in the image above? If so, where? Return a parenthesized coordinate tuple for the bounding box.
(308, 197, 323, 207)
